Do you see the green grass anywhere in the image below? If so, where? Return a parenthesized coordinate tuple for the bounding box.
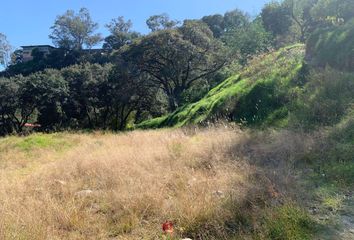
(0, 133, 74, 153)
(138, 44, 305, 129)
(16, 134, 73, 152)
(261, 204, 314, 240)
(310, 112, 354, 188)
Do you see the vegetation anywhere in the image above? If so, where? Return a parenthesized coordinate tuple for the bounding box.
(120, 20, 228, 111)
(1, 0, 354, 239)
(103, 17, 141, 50)
(0, 127, 318, 239)
(138, 44, 305, 128)
(49, 8, 102, 50)
(0, 33, 11, 68)
(306, 18, 354, 71)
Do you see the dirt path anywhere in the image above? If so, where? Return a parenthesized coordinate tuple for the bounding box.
(339, 193, 354, 240)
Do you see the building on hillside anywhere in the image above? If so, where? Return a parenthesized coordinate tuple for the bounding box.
(16, 45, 111, 64)
(20, 45, 56, 62)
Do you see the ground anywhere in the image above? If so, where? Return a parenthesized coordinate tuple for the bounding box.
(0, 127, 352, 239)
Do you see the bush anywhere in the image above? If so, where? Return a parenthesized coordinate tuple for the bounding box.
(291, 68, 354, 128)
(306, 18, 354, 72)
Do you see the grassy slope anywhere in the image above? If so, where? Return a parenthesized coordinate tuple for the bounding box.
(139, 44, 305, 129)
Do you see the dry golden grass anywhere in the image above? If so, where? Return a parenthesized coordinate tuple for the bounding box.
(0, 128, 256, 239)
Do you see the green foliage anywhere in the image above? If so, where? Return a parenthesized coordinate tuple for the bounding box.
(223, 18, 273, 65)
(103, 16, 140, 50)
(49, 8, 102, 50)
(223, 9, 250, 32)
(139, 45, 305, 129)
(201, 14, 225, 38)
(0, 77, 19, 135)
(146, 13, 179, 32)
(0, 70, 69, 134)
(262, 204, 314, 240)
(201, 9, 250, 40)
(261, 0, 319, 45)
(306, 18, 354, 71)
(15, 134, 71, 152)
(261, 1, 292, 36)
(120, 20, 227, 111)
(311, 0, 354, 24)
(4, 48, 111, 77)
(301, 112, 354, 190)
(291, 68, 354, 128)
(0, 62, 162, 134)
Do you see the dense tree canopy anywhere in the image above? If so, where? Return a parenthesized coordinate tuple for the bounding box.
(201, 14, 225, 38)
(261, 0, 324, 45)
(120, 20, 227, 110)
(223, 18, 273, 64)
(261, 1, 292, 37)
(223, 9, 250, 32)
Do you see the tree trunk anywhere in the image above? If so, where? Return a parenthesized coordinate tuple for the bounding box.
(168, 96, 178, 112)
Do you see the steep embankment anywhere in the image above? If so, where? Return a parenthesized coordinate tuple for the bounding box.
(139, 44, 305, 129)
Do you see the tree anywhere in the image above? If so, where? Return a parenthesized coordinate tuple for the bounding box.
(223, 9, 250, 32)
(311, 0, 354, 25)
(0, 77, 19, 135)
(108, 60, 156, 130)
(283, 0, 318, 42)
(61, 63, 112, 129)
(202, 14, 225, 38)
(34, 70, 69, 130)
(0, 74, 51, 133)
(120, 20, 227, 111)
(49, 8, 102, 50)
(201, 10, 250, 39)
(0, 33, 11, 68)
(146, 13, 179, 32)
(261, 1, 292, 36)
(103, 16, 140, 50)
(223, 18, 273, 65)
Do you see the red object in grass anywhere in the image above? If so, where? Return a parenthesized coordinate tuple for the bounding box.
(162, 221, 174, 234)
(24, 123, 41, 128)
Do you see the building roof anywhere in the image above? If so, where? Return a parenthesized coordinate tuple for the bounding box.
(21, 45, 56, 49)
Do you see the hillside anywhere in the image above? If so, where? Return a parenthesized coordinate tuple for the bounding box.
(306, 19, 354, 72)
(2, 1, 354, 239)
(138, 44, 305, 129)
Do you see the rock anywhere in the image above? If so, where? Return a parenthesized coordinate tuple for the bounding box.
(75, 190, 93, 197)
(213, 190, 224, 198)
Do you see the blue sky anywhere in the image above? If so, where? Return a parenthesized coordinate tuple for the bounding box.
(0, 0, 270, 50)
